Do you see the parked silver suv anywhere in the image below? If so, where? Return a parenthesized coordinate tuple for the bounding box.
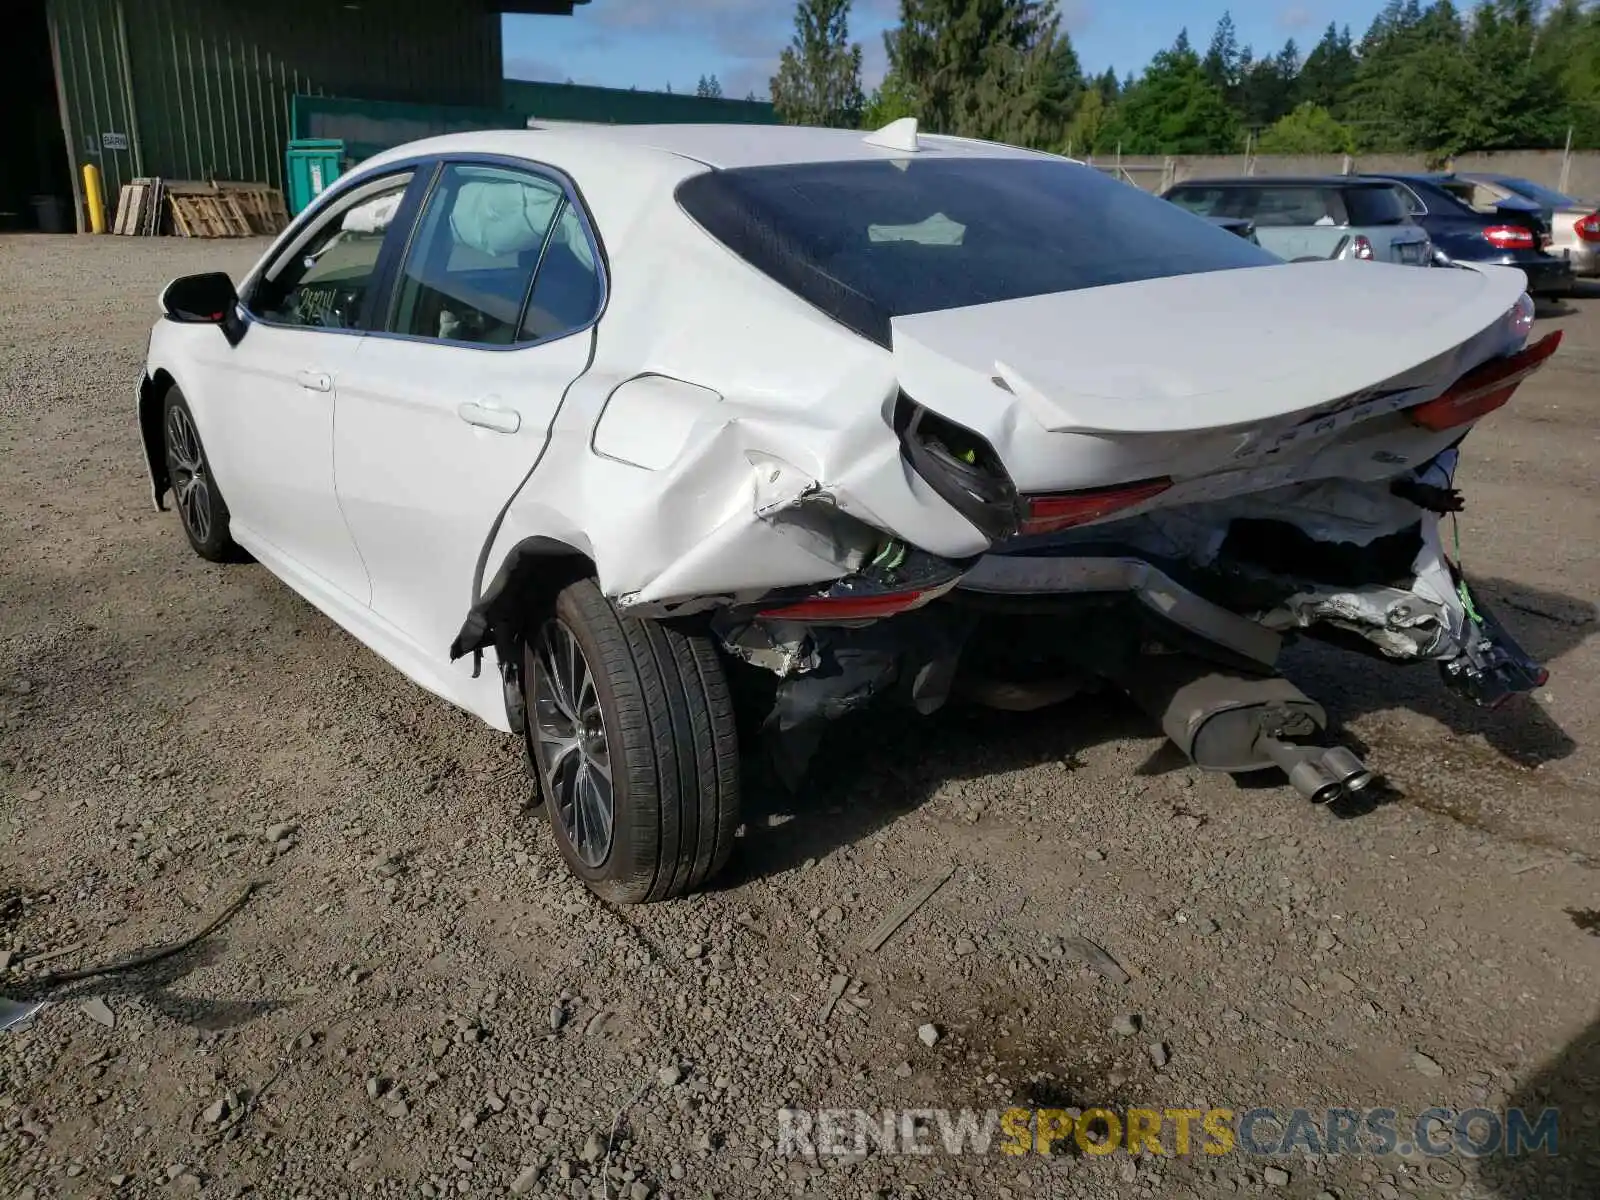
(1163, 177, 1433, 265)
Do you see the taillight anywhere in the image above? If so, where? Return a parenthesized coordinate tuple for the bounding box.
(1350, 235, 1375, 260)
(1019, 478, 1173, 535)
(1576, 213, 1600, 243)
(1407, 331, 1562, 432)
(1482, 224, 1536, 251)
(758, 589, 940, 622)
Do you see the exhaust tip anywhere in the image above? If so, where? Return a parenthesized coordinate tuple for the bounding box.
(1319, 746, 1375, 794)
(1287, 759, 1344, 805)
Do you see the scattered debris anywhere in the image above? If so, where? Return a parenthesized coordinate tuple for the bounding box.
(80, 997, 116, 1028)
(953, 937, 976, 956)
(657, 1064, 683, 1089)
(510, 1165, 541, 1196)
(202, 1096, 230, 1125)
(1264, 1165, 1290, 1187)
(549, 1002, 567, 1032)
(1148, 1042, 1170, 1070)
(861, 866, 955, 953)
(1061, 934, 1131, 985)
(1113, 1013, 1141, 1037)
(1412, 1050, 1445, 1078)
(917, 1022, 942, 1048)
(818, 973, 851, 1026)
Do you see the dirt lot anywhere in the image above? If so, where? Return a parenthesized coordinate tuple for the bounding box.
(2, 235, 1598, 1200)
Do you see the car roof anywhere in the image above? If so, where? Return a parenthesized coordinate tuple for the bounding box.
(1169, 176, 1391, 188)
(358, 123, 1065, 174)
(1361, 172, 1452, 184)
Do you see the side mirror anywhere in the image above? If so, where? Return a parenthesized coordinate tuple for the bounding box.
(160, 272, 245, 346)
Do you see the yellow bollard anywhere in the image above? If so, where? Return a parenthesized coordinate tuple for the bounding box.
(82, 163, 107, 234)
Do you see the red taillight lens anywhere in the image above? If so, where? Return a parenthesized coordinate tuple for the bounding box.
(1019, 478, 1173, 535)
(1482, 224, 1536, 251)
(1576, 213, 1600, 243)
(1407, 331, 1562, 432)
(1351, 235, 1375, 261)
(757, 590, 936, 622)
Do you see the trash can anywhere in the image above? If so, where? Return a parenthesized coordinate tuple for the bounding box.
(286, 139, 346, 214)
(30, 195, 67, 233)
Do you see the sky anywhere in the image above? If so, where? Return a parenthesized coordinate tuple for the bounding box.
(502, 0, 1390, 102)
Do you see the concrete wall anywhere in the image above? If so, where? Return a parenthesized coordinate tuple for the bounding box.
(1088, 149, 1600, 200)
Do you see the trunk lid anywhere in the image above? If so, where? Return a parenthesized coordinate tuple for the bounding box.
(889, 260, 1528, 500)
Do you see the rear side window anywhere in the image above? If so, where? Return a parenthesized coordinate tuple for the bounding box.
(677, 157, 1278, 347)
(1237, 186, 1339, 227)
(1343, 185, 1412, 226)
(1166, 186, 1232, 216)
(387, 163, 601, 347)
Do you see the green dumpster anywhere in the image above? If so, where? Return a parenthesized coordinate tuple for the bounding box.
(286, 139, 346, 215)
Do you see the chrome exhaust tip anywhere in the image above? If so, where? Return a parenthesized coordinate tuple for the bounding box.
(1259, 735, 1346, 804)
(1319, 746, 1375, 794)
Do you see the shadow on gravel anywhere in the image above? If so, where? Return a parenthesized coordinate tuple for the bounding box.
(13, 940, 290, 1033)
(1477, 1011, 1600, 1200)
(717, 576, 1595, 884)
(717, 695, 1153, 887)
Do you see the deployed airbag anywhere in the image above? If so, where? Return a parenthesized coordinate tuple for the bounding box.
(450, 180, 563, 257)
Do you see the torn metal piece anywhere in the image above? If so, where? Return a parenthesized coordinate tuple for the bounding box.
(1061, 934, 1131, 985)
(0, 998, 45, 1033)
(861, 866, 955, 954)
(712, 615, 818, 677)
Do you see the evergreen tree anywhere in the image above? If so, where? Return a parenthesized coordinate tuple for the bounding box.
(1103, 30, 1240, 153)
(1296, 23, 1357, 113)
(885, 0, 1081, 148)
(771, 0, 866, 127)
(1202, 12, 1241, 92)
(696, 74, 725, 99)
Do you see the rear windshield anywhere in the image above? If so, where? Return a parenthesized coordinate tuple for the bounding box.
(1341, 185, 1410, 225)
(676, 157, 1279, 347)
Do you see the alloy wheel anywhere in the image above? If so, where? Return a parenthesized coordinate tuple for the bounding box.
(531, 618, 614, 868)
(165, 405, 213, 544)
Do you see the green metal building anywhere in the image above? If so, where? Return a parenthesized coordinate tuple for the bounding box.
(504, 80, 779, 127)
(13, 0, 588, 232)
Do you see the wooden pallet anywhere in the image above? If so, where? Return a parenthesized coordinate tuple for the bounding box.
(112, 178, 166, 235)
(163, 180, 288, 238)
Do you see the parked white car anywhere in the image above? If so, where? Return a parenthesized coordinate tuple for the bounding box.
(139, 122, 1560, 901)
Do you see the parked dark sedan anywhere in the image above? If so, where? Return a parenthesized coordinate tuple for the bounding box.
(1363, 172, 1574, 296)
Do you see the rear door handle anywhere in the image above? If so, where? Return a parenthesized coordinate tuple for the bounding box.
(295, 369, 332, 393)
(458, 400, 521, 434)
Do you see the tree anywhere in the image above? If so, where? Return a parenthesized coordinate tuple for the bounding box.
(884, 0, 1081, 148)
(1203, 12, 1241, 92)
(1235, 38, 1300, 129)
(771, 0, 866, 127)
(861, 69, 918, 128)
(1103, 30, 1240, 153)
(1296, 23, 1357, 113)
(696, 74, 724, 99)
(1456, 0, 1567, 150)
(1063, 87, 1112, 154)
(1257, 102, 1355, 153)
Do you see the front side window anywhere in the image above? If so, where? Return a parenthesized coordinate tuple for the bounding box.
(250, 175, 413, 330)
(1341, 185, 1410, 226)
(677, 157, 1278, 347)
(387, 163, 601, 347)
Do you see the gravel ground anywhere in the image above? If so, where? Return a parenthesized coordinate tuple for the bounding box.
(2, 235, 1598, 1200)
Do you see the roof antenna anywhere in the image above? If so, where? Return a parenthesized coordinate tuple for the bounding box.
(864, 117, 921, 153)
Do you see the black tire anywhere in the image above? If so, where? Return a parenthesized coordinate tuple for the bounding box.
(524, 578, 741, 903)
(161, 386, 242, 563)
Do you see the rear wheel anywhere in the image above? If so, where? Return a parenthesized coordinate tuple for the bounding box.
(162, 386, 241, 562)
(525, 578, 741, 903)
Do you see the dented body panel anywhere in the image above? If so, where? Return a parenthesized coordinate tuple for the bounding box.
(136, 123, 1556, 767)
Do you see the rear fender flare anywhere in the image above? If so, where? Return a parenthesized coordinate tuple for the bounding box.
(138, 368, 179, 511)
(451, 534, 597, 733)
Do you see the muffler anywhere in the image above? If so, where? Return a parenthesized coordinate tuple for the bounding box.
(1114, 655, 1374, 803)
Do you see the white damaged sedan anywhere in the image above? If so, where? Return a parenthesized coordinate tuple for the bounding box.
(138, 121, 1560, 901)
